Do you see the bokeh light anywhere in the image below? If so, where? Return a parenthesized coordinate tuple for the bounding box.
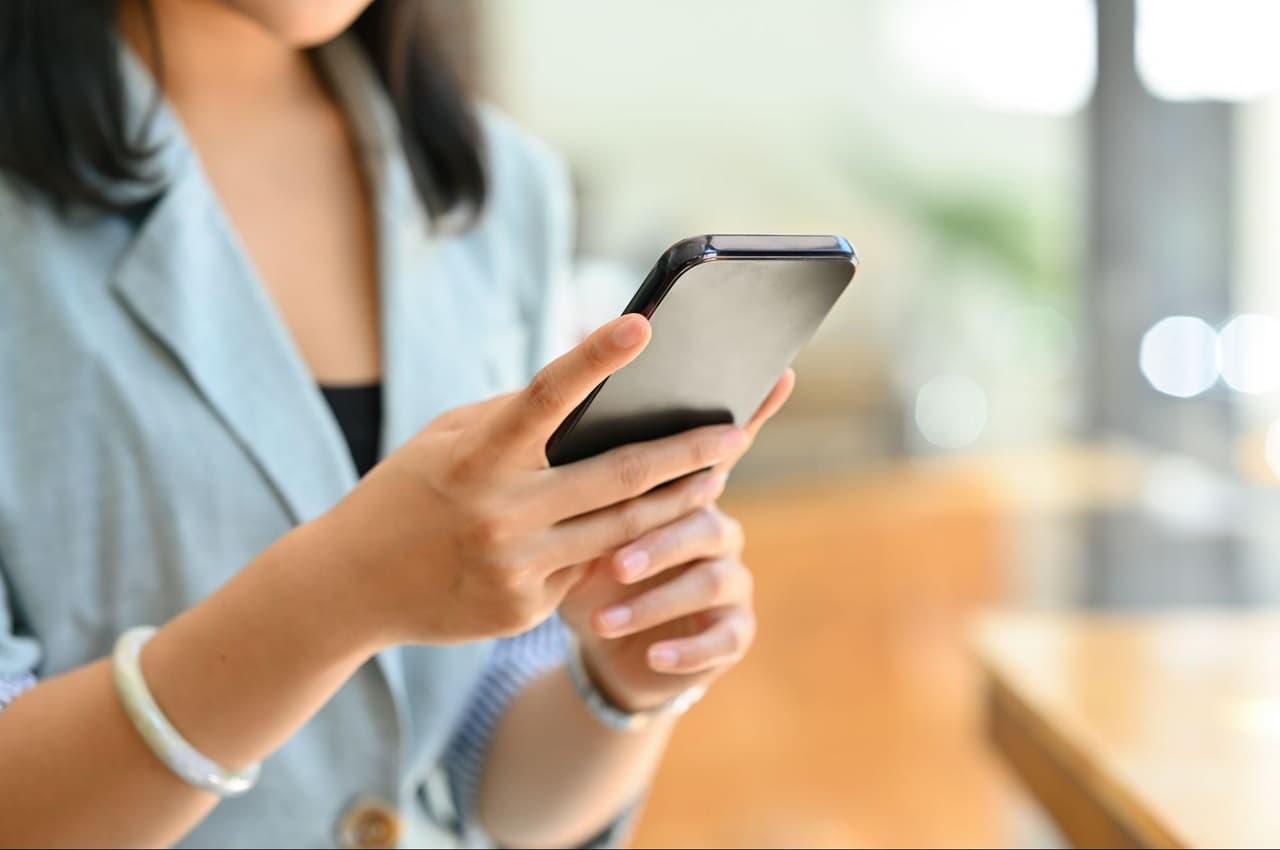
(1137, 0, 1280, 101)
(914, 375, 989, 449)
(888, 0, 1095, 114)
(1217, 313, 1280, 395)
(1139, 316, 1220, 398)
(1264, 418, 1280, 479)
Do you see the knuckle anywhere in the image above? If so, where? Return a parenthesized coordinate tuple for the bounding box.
(704, 506, 742, 550)
(702, 558, 734, 599)
(614, 448, 651, 495)
(490, 552, 533, 588)
(617, 499, 648, 542)
(444, 439, 482, 485)
(726, 516, 745, 550)
(493, 594, 542, 637)
(687, 475, 720, 511)
(489, 569, 549, 627)
(626, 592, 654, 622)
(474, 515, 506, 549)
(582, 336, 612, 370)
(525, 370, 566, 416)
(705, 508, 735, 549)
(464, 509, 509, 555)
(732, 617, 757, 658)
(514, 602, 546, 635)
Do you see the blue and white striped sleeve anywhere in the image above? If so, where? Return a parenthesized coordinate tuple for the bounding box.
(442, 614, 570, 823)
(441, 615, 636, 849)
(0, 670, 36, 709)
(1, 551, 42, 708)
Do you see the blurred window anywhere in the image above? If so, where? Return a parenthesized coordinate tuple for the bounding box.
(1137, 0, 1280, 101)
(886, 0, 1095, 114)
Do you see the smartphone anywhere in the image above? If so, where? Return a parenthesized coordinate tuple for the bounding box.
(545, 234, 858, 467)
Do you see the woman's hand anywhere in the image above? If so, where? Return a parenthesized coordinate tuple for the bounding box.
(315, 314, 748, 649)
(559, 371, 795, 712)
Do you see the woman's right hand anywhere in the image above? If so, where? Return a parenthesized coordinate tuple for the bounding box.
(315, 314, 745, 649)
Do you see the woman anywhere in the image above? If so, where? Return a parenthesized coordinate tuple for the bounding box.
(0, 1, 794, 848)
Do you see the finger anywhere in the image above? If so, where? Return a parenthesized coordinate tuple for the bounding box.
(746, 368, 795, 437)
(431, 392, 517, 432)
(611, 505, 744, 584)
(710, 369, 796, 476)
(594, 558, 752, 638)
(478, 315, 651, 460)
(646, 609, 756, 675)
(545, 560, 590, 598)
(537, 468, 727, 570)
(542, 424, 746, 521)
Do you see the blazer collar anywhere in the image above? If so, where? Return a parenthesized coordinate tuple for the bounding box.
(107, 37, 487, 527)
(103, 37, 510, 759)
(313, 38, 496, 463)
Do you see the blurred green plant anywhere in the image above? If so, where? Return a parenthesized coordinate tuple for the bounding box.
(844, 148, 1078, 306)
(902, 189, 1070, 298)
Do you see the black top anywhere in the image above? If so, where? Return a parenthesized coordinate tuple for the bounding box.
(319, 383, 382, 478)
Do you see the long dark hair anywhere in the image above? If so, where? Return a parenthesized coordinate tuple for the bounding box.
(0, 0, 486, 220)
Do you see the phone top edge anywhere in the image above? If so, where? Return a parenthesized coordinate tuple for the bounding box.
(705, 234, 856, 262)
(619, 234, 857, 320)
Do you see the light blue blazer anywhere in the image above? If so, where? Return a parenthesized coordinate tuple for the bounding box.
(0, 36, 581, 848)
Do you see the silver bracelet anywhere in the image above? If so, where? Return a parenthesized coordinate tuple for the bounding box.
(565, 633, 706, 732)
(112, 626, 261, 797)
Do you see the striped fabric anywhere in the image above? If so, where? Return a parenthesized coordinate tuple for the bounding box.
(0, 670, 34, 709)
(442, 615, 570, 821)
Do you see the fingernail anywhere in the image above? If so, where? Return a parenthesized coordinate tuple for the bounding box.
(611, 317, 646, 349)
(598, 605, 632, 631)
(649, 646, 680, 670)
(617, 549, 650, 581)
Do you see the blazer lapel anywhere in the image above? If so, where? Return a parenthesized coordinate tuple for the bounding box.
(107, 40, 500, 761)
(315, 38, 496, 457)
(109, 48, 357, 526)
(377, 184, 498, 455)
(314, 38, 503, 768)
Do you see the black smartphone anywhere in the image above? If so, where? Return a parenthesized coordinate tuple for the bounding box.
(545, 234, 858, 467)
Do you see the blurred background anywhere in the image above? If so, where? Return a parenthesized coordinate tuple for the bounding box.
(455, 0, 1280, 845)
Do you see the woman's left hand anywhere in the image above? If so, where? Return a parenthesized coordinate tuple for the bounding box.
(559, 503, 753, 712)
(558, 369, 794, 713)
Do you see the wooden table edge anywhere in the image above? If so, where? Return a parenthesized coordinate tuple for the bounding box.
(981, 654, 1189, 850)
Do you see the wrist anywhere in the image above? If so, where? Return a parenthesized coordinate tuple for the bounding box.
(567, 633, 705, 733)
(133, 520, 377, 770)
(572, 631, 702, 716)
(574, 637, 655, 715)
(272, 515, 388, 660)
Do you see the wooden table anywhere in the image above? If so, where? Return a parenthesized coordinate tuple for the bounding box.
(632, 469, 1010, 848)
(977, 613, 1280, 849)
